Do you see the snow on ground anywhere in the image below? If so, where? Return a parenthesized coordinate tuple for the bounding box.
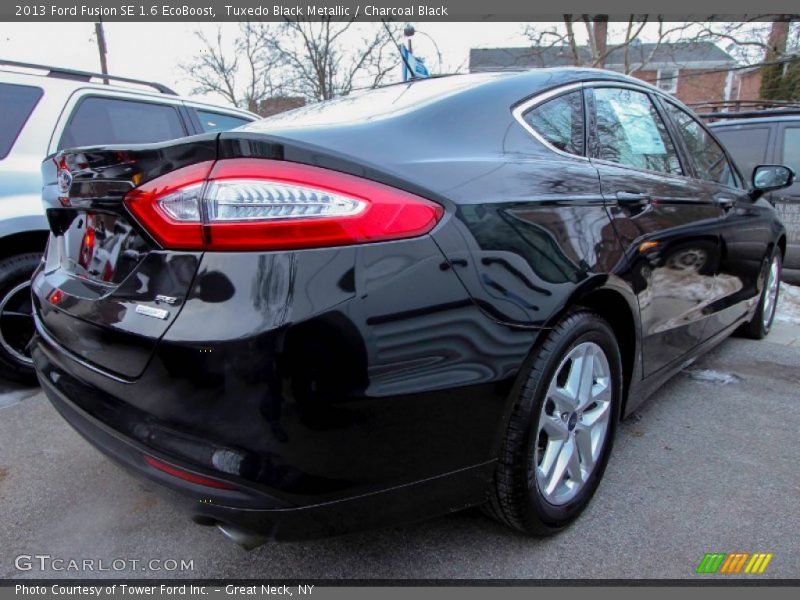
(776, 282, 800, 325)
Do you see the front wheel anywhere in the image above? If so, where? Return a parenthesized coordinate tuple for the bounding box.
(0, 253, 41, 385)
(739, 251, 781, 340)
(484, 310, 622, 535)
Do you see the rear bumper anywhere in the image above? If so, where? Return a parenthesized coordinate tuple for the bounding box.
(34, 335, 493, 539)
(30, 231, 541, 538)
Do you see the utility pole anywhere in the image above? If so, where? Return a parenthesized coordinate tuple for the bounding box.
(94, 20, 109, 84)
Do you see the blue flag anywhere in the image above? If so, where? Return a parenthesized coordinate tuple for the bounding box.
(401, 45, 430, 81)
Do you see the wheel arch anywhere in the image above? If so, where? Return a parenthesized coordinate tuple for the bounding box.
(0, 230, 49, 262)
(495, 276, 642, 454)
(540, 277, 641, 421)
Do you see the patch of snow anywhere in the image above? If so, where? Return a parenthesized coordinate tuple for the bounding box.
(776, 282, 800, 325)
(684, 369, 741, 385)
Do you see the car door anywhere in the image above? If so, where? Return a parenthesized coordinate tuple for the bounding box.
(773, 123, 800, 273)
(586, 84, 722, 377)
(660, 100, 773, 335)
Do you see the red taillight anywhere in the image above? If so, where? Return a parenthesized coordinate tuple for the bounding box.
(143, 455, 235, 490)
(123, 161, 214, 249)
(123, 159, 443, 251)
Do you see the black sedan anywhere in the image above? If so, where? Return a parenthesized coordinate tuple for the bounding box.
(31, 69, 793, 544)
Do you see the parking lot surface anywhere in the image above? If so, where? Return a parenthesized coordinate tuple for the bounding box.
(2, 329, 799, 580)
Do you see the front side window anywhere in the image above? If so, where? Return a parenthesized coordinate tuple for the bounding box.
(663, 102, 736, 187)
(592, 87, 682, 175)
(0, 83, 43, 159)
(59, 97, 186, 150)
(522, 90, 584, 156)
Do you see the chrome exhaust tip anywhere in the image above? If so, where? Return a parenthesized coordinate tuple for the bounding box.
(216, 523, 267, 551)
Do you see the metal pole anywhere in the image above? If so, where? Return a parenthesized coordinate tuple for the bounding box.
(94, 20, 109, 85)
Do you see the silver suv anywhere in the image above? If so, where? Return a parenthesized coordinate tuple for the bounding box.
(0, 60, 257, 383)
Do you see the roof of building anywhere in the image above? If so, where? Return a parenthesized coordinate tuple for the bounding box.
(470, 42, 737, 72)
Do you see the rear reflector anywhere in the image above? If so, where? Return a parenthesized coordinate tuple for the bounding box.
(123, 159, 443, 251)
(143, 455, 235, 490)
(48, 289, 64, 305)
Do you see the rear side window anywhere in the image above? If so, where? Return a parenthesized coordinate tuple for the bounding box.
(59, 97, 186, 150)
(523, 90, 584, 156)
(662, 102, 736, 187)
(195, 110, 250, 133)
(713, 127, 770, 180)
(0, 83, 43, 159)
(592, 87, 682, 175)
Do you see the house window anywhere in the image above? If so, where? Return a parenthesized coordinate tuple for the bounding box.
(656, 69, 679, 94)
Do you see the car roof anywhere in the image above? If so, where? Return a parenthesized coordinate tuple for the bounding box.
(244, 67, 663, 133)
(0, 62, 257, 119)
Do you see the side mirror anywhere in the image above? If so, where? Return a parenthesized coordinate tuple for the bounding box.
(752, 164, 795, 193)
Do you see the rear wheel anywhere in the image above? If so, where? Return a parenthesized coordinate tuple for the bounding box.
(484, 310, 622, 535)
(0, 253, 41, 385)
(739, 251, 781, 340)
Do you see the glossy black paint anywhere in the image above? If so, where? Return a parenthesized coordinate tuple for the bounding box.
(31, 69, 786, 538)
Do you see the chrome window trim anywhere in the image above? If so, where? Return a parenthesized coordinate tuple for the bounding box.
(512, 78, 727, 180)
(511, 82, 587, 161)
(513, 79, 677, 162)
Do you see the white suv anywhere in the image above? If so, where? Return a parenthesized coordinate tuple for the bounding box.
(0, 60, 257, 383)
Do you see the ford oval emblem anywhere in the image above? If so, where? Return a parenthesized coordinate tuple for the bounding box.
(57, 168, 72, 194)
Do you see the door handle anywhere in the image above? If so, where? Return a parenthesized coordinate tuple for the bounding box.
(615, 191, 651, 206)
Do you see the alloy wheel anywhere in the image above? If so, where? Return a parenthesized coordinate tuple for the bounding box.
(0, 280, 35, 365)
(534, 342, 612, 505)
(762, 256, 780, 330)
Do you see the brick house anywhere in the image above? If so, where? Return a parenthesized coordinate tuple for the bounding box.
(730, 67, 763, 102)
(469, 42, 738, 105)
(254, 96, 306, 118)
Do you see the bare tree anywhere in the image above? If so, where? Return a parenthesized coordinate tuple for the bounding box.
(183, 20, 401, 110)
(526, 17, 721, 74)
(262, 19, 400, 101)
(592, 15, 608, 67)
(181, 24, 285, 112)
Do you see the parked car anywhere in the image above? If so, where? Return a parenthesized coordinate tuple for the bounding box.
(707, 111, 800, 283)
(0, 60, 257, 383)
(31, 69, 792, 545)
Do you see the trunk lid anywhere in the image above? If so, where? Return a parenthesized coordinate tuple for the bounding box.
(34, 135, 216, 379)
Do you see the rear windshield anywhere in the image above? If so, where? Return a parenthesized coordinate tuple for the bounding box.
(243, 73, 509, 131)
(713, 126, 770, 179)
(0, 83, 43, 159)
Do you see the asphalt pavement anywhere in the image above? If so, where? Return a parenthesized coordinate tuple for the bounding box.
(2, 327, 799, 580)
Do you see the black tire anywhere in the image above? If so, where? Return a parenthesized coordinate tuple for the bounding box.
(0, 253, 41, 385)
(738, 250, 781, 340)
(484, 310, 622, 535)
